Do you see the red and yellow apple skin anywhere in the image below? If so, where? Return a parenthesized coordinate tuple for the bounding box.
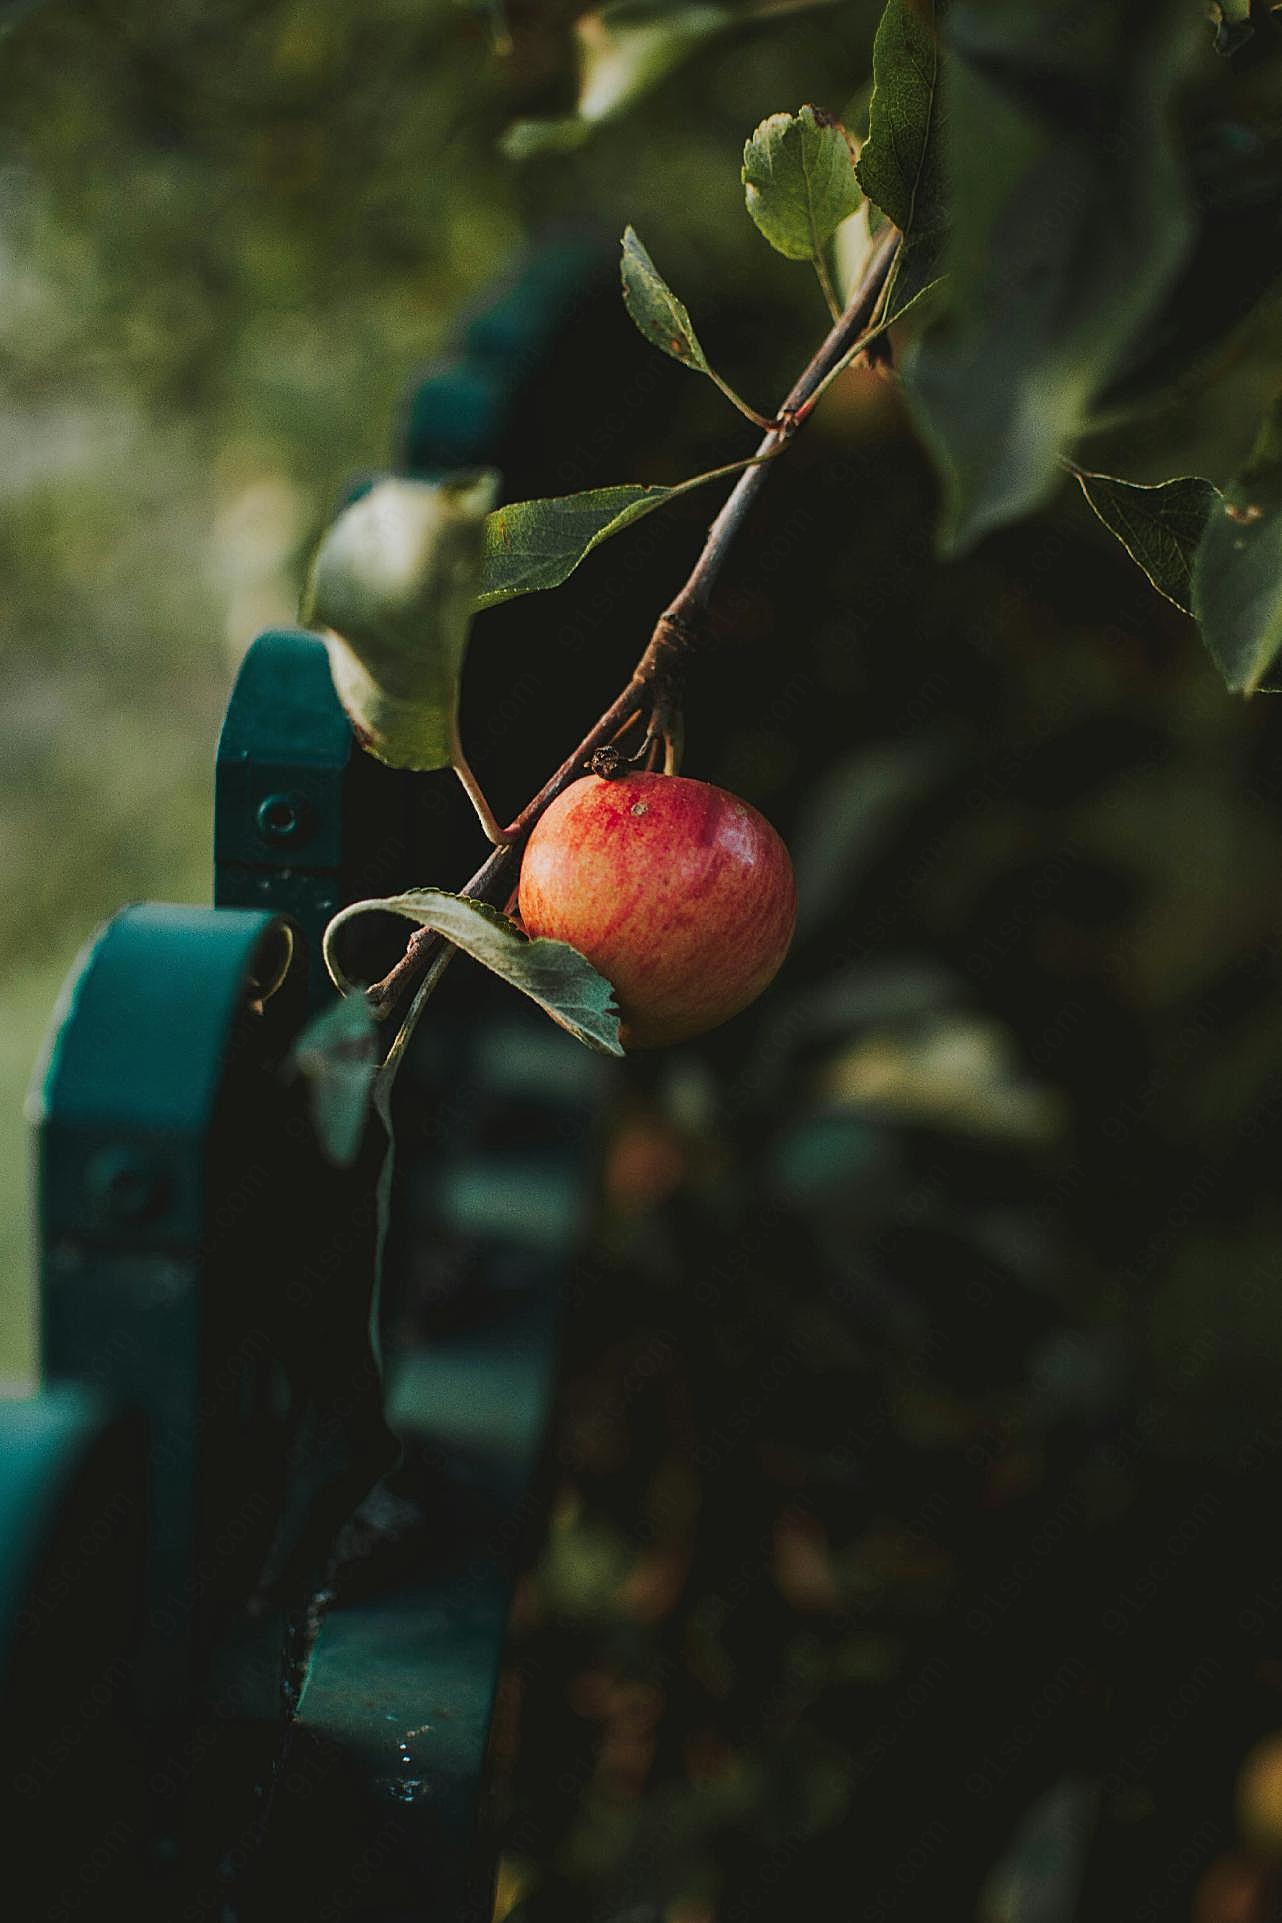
(517, 771, 796, 1048)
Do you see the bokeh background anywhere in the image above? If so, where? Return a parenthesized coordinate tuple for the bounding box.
(9, 4, 1282, 1918)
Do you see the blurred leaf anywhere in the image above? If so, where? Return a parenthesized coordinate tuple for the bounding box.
(1145, 1231, 1282, 1455)
(1095, 125, 1282, 417)
(783, 957, 961, 1038)
(745, 958, 962, 1109)
(820, 1015, 1065, 1144)
(1074, 468, 1219, 616)
(290, 993, 379, 1168)
(503, 0, 836, 158)
(348, 889, 624, 1055)
(538, 1509, 635, 1616)
(856, 0, 947, 322)
(1207, 1, 1253, 55)
(475, 0, 515, 56)
(768, 1110, 893, 1204)
(741, 104, 862, 262)
(302, 474, 496, 771)
(979, 1778, 1098, 1923)
(1193, 393, 1282, 693)
(503, 4, 727, 157)
(792, 736, 958, 937)
(905, 0, 1199, 553)
(475, 465, 749, 609)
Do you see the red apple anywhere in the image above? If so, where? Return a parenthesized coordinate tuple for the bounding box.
(517, 771, 796, 1048)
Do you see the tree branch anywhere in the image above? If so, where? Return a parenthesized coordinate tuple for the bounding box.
(362, 223, 901, 1037)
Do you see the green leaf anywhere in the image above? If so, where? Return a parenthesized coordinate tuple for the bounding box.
(741, 104, 862, 262)
(620, 225, 712, 371)
(1193, 395, 1282, 694)
(476, 484, 676, 609)
(904, 0, 1200, 554)
(302, 474, 496, 771)
(474, 459, 755, 610)
(290, 993, 380, 1168)
(856, 1, 933, 229)
(619, 228, 766, 420)
(855, 0, 947, 323)
(1095, 122, 1282, 417)
(1074, 469, 1220, 618)
(352, 890, 624, 1055)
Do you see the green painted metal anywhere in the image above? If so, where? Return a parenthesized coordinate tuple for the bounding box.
(269, 1571, 514, 1920)
(215, 629, 421, 1010)
(0, 1387, 151, 1920)
(33, 896, 400, 1911)
(36, 903, 304, 1723)
(24, 913, 596, 1923)
(0, 1384, 113, 1659)
(241, 1004, 602, 1922)
(37, 903, 292, 1210)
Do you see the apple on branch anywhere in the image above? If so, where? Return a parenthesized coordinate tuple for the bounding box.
(518, 771, 796, 1048)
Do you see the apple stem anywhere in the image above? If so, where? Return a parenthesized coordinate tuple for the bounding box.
(662, 709, 685, 776)
(362, 223, 901, 1056)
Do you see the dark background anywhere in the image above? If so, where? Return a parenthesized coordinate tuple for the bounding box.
(6, 3, 1282, 1917)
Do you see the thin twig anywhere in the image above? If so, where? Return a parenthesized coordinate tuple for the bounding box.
(363, 222, 901, 1055)
(657, 224, 899, 650)
(375, 943, 456, 1091)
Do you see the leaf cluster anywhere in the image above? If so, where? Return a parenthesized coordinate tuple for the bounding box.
(854, 0, 1282, 697)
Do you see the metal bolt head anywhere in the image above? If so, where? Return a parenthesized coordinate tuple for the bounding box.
(86, 1148, 171, 1226)
(256, 792, 313, 845)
